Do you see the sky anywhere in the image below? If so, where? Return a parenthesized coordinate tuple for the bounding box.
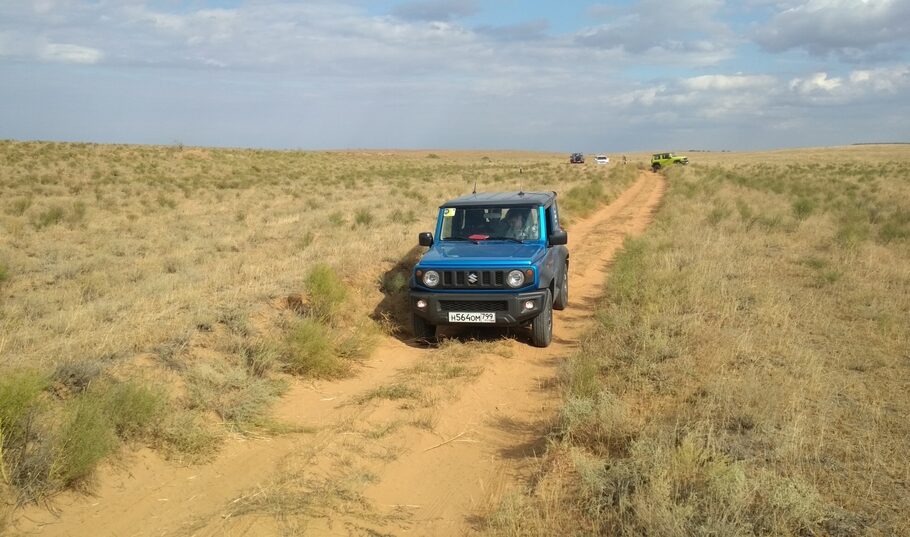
(1, 0, 909, 152)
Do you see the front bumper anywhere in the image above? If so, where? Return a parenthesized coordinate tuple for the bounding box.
(410, 290, 548, 326)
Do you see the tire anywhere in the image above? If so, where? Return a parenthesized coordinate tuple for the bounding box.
(553, 264, 568, 311)
(412, 314, 437, 343)
(530, 289, 553, 348)
(652, 163, 661, 172)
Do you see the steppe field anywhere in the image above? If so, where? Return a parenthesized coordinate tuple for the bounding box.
(1, 141, 909, 536)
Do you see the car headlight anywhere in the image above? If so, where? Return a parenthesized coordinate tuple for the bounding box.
(422, 270, 440, 287)
(507, 269, 525, 288)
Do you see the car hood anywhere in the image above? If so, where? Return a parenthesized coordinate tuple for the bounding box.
(420, 241, 545, 266)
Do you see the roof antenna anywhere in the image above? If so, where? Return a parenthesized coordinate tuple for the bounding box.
(472, 178, 477, 194)
(518, 168, 524, 196)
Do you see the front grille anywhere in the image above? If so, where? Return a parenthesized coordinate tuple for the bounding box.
(440, 270, 506, 289)
(440, 300, 509, 312)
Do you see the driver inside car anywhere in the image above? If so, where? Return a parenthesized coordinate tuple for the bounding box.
(500, 209, 535, 240)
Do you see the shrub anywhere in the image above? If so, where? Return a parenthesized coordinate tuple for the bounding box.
(69, 200, 87, 223)
(297, 230, 315, 249)
(6, 197, 32, 216)
(878, 210, 910, 243)
(155, 410, 222, 462)
(242, 342, 280, 377)
(186, 363, 285, 430)
(0, 371, 50, 499)
(0, 261, 8, 286)
(328, 211, 345, 226)
(706, 203, 731, 225)
(282, 318, 346, 378)
(835, 211, 870, 246)
(0, 370, 47, 447)
(55, 393, 117, 487)
(792, 197, 815, 220)
(102, 381, 165, 441)
(562, 180, 604, 218)
(335, 324, 377, 362)
(735, 199, 753, 222)
(33, 206, 65, 229)
(52, 361, 102, 396)
(381, 271, 408, 295)
(305, 263, 347, 320)
(156, 194, 177, 209)
(354, 208, 374, 226)
(560, 393, 631, 452)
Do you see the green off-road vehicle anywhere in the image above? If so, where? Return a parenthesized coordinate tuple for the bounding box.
(650, 152, 688, 171)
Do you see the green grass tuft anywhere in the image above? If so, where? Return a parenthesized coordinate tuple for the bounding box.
(282, 318, 347, 378)
(33, 205, 66, 229)
(0, 370, 48, 445)
(186, 363, 286, 431)
(354, 208, 374, 226)
(6, 196, 32, 216)
(792, 197, 815, 220)
(304, 263, 348, 320)
(56, 393, 118, 487)
(102, 381, 166, 441)
(156, 410, 223, 462)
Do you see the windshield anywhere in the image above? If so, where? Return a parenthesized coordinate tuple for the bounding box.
(440, 206, 540, 241)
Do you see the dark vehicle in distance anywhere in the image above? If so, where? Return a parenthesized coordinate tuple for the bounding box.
(569, 153, 584, 164)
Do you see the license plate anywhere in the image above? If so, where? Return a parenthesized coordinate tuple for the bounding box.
(448, 312, 496, 323)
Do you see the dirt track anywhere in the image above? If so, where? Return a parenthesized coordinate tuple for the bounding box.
(16, 172, 665, 536)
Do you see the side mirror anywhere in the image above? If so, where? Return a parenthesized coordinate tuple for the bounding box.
(418, 232, 434, 247)
(549, 229, 567, 246)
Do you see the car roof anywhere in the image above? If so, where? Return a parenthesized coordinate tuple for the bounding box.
(441, 191, 556, 208)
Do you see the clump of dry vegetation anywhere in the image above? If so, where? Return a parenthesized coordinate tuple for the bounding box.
(0, 141, 624, 507)
(484, 146, 910, 536)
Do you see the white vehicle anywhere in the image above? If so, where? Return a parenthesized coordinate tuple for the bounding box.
(595, 155, 609, 164)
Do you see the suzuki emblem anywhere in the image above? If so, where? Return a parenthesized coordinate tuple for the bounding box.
(467, 272, 479, 284)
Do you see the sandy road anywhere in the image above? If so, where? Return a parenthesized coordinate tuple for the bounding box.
(14, 172, 665, 537)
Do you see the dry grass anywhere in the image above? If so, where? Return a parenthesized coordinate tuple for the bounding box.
(0, 140, 619, 501)
(483, 145, 910, 536)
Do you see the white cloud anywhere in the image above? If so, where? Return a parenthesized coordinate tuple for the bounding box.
(610, 65, 909, 126)
(789, 71, 842, 94)
(682, 74, 776, 91)
(788, 67, 909, 102)
(848, 66, 910, 92)
(754, 0, 910, 60)
(577, 0, 735, 66)
(40, 42, 103, 64)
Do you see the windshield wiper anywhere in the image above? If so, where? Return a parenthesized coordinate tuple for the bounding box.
(443, 236, 473, 241)
(486, 236, 524, 243)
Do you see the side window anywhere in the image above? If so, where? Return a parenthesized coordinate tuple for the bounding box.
(546, 203, 561, 236)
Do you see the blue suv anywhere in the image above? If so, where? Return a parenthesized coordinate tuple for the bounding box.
(410, 191, 569, 347)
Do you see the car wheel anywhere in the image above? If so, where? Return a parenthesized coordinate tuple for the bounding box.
(412, 314, 437, 344)
(652, 163, 661, 172)
(530, 289, 553, 348)
(553, 264, 568, 311)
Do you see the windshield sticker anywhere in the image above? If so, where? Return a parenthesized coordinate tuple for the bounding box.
(444, 208, 456, 216)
